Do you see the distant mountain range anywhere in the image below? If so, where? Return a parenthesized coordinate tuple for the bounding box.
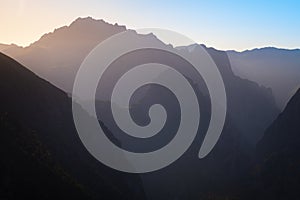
(228, 48, 300, 109)
(0, 17, 279, 146)
(1, 18, 299, 110)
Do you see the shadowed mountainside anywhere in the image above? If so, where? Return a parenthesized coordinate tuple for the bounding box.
(191, 45, 279, 144)
(254, 88, 300, 199)
(0, 113, 90, 199)
(0, 52, 145, 199)
(219, 88, 300, 200)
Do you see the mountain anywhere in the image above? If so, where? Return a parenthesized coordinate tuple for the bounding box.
(129, 45, 277, 199)
(0, 52, 145, 199)
(193, 45, 279, 145)
(1, 17, 279, 145)
(0, 39, 254, 200)
(2, 17, 126, 92)
(228, 47, 300, 109)
(254, 88, 300, 199)
(3, 20, 298, 113)
(257, 88, 300, 157)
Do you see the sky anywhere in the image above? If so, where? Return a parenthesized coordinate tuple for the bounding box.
(1, 0, 299, 51)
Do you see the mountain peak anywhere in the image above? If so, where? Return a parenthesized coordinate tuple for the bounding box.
(71, 17, 105, 26)
(29, 17, 127, 49)
(70, 16, 126, 29)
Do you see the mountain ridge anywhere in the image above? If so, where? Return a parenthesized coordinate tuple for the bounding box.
(0, 16, 279, 146)
(1, 17, 298, 110)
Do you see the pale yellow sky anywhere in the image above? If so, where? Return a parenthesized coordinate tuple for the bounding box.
(1, 0, 299, 51)
(0, 0, 120, 47)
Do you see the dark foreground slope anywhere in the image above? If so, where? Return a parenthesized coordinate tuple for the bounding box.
(255, 89, 300, 199)
(0, 113, 89, 199)
(0, 53, 145, 199)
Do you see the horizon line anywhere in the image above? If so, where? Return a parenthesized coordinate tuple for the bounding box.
(1, 16, 300, 53)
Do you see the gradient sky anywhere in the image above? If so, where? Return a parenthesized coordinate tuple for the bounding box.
(1, 0, 299, 51)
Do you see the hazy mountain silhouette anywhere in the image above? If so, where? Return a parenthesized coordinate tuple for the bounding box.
(0, 52, 145, 199)
(1, 17, 279, 145)
(228, 47, 300, 109)
(185, 45, 279, 145)
(2, 17, 126, 92)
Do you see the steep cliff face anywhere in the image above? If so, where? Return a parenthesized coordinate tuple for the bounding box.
(257, 89, 300, 157)
(255, 89, 300, 199)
